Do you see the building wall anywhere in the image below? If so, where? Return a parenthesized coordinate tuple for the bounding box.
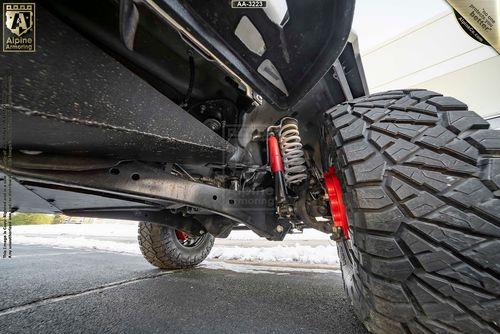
(360, 11, 499, 121)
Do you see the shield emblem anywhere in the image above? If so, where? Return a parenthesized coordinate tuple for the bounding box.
(5, 7, 33, 37)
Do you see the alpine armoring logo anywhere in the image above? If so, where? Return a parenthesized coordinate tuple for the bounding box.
(3, 3, 35, 52)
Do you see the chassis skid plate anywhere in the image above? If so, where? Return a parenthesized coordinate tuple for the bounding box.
(0, 5, 235, 165)
(0, 160, 291, 240)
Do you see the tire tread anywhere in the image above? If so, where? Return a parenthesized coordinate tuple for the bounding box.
(324, 90, 500, 333)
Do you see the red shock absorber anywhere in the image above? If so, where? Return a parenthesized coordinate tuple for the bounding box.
(268, 133, 283, 173)
(267, 133, 287, 204)
(324, 167, 349, 239)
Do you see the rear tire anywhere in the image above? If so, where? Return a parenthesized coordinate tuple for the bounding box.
(138, 222, 214, 269)
(323, 89, 500, 333)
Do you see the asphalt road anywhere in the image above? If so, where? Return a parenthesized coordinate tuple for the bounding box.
(0, 245, 368, 334)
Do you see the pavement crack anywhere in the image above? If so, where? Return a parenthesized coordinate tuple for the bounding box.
(0, 271, 175, 317)
(13, 251, 103, 258)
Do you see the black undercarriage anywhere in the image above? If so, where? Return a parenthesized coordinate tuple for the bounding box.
(1, 0, 367, 240)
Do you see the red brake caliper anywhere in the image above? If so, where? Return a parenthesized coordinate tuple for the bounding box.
(175, 230, 189, 241)
(323, 167, 349, 239)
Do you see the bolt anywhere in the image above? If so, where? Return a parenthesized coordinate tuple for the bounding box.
(251, 130, 262, 141)
(203, 118, 221, 132)
(253, 93, 263, 105)
(276, 225, 284, 233)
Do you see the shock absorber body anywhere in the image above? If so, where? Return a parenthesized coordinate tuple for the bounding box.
(267, 117, 307, 212)
(267, 133, 287, 205)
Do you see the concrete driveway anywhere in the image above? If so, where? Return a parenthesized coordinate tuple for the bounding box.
(0, 244, 368, 334)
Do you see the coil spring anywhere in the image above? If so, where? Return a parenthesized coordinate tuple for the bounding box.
(279, 118, 307, 185)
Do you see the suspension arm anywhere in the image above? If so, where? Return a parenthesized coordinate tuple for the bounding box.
(2, 159, 291, 240)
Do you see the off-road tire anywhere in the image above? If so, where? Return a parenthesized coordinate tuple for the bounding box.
(138, 222, 214, 269)
(323, 89, 500, 334)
